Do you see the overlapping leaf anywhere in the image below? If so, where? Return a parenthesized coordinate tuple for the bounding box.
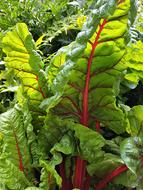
(0, 158, 30, 189)
(120, 137, 143, 175)
(120, 137, 143, 188)
(126, 105, 143, 136)
(43, 0, 130, 134)
(124, 41, 143, 87)
(2, 23, 48, 112)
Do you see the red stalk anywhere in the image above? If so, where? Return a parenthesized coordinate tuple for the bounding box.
(35, 75, 46, 98)
(59, 161, 72, 190)
(74, 157, 87, 189)
(82, 19, 107, 127)
(84, 173, 92, 190)
(95, 165, 128, 190)
(95, 121, 101, 133)
(13, 132, 24, 172)
(74, 19, 107, 189)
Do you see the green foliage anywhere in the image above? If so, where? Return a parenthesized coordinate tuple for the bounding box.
(0, 104, 34, 189)
(126, 105, 143, 136)
(124, 41, 143, 86)
(120, 137, 143, 188)
(1, 0, 143, 190)
(2, 23, 49, 113)
(43, 0, 130, 134)
(0, 0, 79, 37)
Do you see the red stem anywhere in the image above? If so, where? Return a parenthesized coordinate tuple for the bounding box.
(13, 132, 24, 172)
(81, 19, 107, 126)
(84, 173, 92, 190)
(95, 165, 128, 190)
(74, 19, 107, 189)
(59, 161, 72, 190)
(95, 121, 101, 133)
(35, 75, 46, 98)
(74, 158, 86, 189)
(59, 161, 68, 190)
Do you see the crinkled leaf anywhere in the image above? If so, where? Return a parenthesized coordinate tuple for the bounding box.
(124, 41, 143, 86)
(40, 160, 62, 189)
(0, 106, 31, 174)
(0, 104, 39, 188)
(50, 133, 75, 156)
(0, 158, 31, 189)
(69, 123, 105, 163)
(37, 115, 69, 159)
(120, 137, 143, 176)
(40, 133, 75, 189)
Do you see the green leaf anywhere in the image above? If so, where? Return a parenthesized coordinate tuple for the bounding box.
(126, 105, 143, 136)
(113, 170, 138, 188)
(37, 115, 69, 159)
(2, 23, 48, 112)
(0, 105, 36, 189)
(87, 153, 123, 177)
(40, 133, 75, 189)
(35, 34, 46, 47)
(0, 158, 30, 190)
(120, 137, 143, 175)
(50, 133, 75, 156)
(40, 160, 62, 189)
(124, 41, 143, 86)
(44, 0, 130, 134)
(0, 103, 40, 189)
(129, 0, 138, 25)
(69, 123, 105, 163)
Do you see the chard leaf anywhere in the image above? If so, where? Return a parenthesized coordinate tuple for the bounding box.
(87, 153, 123, 176)
(113, 170, 138, 188)
(127, 105, 143, 136)
(2, 23, 48, 112)
(0, 158, 31, 189)
(70, 123, 105, 163)
(50, 133, 75, 156)
(38, 116, 105, 186)
(37, 115, 69, 158)
(39, 134, 75, 189)
(124, 41, 143, 86)
(39, 160, 62, 190)
(120, 137, 143, 175)
(0, 105, 36, 188)
(44, 0, 130, 134)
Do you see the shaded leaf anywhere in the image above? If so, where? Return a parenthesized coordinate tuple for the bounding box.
(120, 137, 143, 175)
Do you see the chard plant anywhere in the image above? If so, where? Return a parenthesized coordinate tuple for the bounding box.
(0, 0, 143, 190)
